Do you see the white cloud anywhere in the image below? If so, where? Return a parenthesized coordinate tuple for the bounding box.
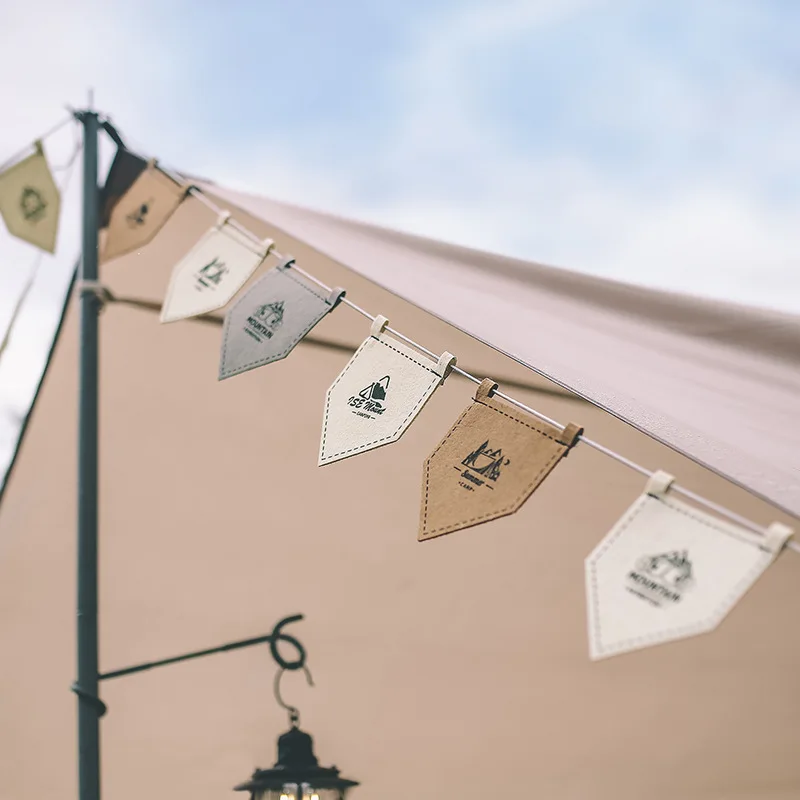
(174, 1, 800, 313)
(350, 0, 800, 312)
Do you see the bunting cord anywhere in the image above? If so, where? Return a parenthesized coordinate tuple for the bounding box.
(113, 153, 799, 554)
(0, 113, 77, 174)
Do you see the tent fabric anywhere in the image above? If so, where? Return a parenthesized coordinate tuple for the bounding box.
(1, 190, 799, 800)
(202, 182, 800, 518)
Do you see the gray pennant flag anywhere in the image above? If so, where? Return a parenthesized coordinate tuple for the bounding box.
(219, 258, 345, 380)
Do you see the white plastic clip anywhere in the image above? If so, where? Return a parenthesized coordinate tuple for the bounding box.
(215, 211, 232, 229)
(370, 315, 389, 338)
(645, 470, 675, 498)
(762, 522, 793, 555)
(434, 351, 457, 380)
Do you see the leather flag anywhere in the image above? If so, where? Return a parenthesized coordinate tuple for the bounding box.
(0, 141, 60, 253)
(160, 214, 272, 324)
(102, 160, 186, 262)
(585, 470, 793, 660)
(99, 147, 147, 230)
(319, 316, 456, 466)
(419, 378, 583, 541)
(219, 258, 345, 379)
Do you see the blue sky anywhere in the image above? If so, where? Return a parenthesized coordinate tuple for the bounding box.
(1, 0, 800, 483)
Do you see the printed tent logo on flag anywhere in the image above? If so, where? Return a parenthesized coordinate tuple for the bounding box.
(319, 315, 455, 466)
(219, 258, 345, 379)
(0, 141, 60, 253)
(585, 470, 793, 660)
(102, 159, 186, 262)
(419, 379, 583, 541)
(161, 213, 273, 324)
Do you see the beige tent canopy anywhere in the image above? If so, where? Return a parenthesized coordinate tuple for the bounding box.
(0, 171, 799, 799)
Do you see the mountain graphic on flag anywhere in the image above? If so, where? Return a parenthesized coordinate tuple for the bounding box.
(359, 376, 390, 401)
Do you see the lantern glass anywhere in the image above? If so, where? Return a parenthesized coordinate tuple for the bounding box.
(255, 785, 345, 800)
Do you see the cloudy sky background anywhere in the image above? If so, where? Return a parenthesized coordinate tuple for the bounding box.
(1, 0, 799, 485)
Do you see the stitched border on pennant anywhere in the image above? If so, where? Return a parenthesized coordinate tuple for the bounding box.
(319, 336, 440, 462)
(220, 267, 330, 378)
(586, 494, 776, 657)
(421, 395, 566, 537)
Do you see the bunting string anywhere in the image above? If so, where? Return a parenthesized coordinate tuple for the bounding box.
(140, 160, 799, 555)
(0, 113, 76, 175)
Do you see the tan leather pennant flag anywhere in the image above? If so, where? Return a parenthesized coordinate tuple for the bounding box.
(0, 141, 60, 253)
(419, 379, 583, 541)
(319, 316, 456, 466)
(585, 470, 793, 660)
(102, 160, 186, 262)
(160, 213, 273, 323)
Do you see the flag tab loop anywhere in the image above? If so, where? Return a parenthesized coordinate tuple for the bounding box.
(645, 470, 675, 497)
(557, 422, 584, 448)
(370, 315, 389, 337)
(763, 522, 793, 554)
(476, 379, 498, 401)
(434, 351, 457, 380)
(327, 287, 346, 307)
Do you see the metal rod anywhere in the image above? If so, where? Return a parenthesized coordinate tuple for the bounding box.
(99, 633, 282, 681)
(76, 106, 102, 800)
(99, 612, 306, 682)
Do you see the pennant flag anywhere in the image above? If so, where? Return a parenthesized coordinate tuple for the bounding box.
(419, 379, 583, 541)
(319, 316, 456, 466)
(99, 147, 147, 229)
(160, 213, 273, 324)
(218, 257, 345, 379)
(0, 141, 60, 253)
(585, 470, 793, 660)
(102, 159, 186, 262)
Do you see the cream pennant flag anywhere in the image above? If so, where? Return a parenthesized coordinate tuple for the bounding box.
(585, 470, 793, 660)
(160, 213, 272, 323)
(419, 379, 582, 541)
(0, 141, 60, 253)
(219, 258, 345, 379)
(319, 316, 456, 466)
(102, 160, 186, 262)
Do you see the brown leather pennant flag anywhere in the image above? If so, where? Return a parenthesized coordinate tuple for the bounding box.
(419, 379, 583, 541)
(98, 147, 147, 229)
(101, 160, 187, 262)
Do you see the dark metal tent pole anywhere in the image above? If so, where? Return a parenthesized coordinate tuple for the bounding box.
(66, 104, 316, 800)
(73, 104, 102, 800)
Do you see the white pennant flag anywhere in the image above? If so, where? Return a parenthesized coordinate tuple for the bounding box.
(160, 213, 273, 323)
(585, 470, 793, 660)
(319, 315, 456, 466)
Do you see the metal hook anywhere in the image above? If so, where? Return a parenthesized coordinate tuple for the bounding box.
(273, 665, 314, 726)
(268, 614, 307, 671)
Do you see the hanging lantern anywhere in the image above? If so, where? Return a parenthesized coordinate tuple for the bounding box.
(234, 635, 359, 800)
(234, 724, 359, 800)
